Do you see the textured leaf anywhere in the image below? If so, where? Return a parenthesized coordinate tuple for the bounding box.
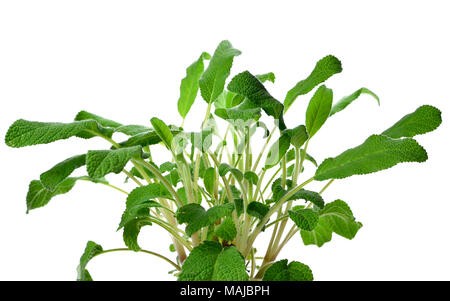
(287, 125, 309, 149)
(288, 208, 319, 231)
(26, 178, 78, 213)
(178, 52, 211, 118)
(247, 202, 270, 220)
(228, 71, 286, 130)
(150, 117, 174, 149)
(315, 135, 428, 181)
(256, 72, 276, 83)
(218, 163, 243, 181)
(115, 125, 152, 136)
(74, 110, 122, 128)
(40, 154, 86, 191)
(381, 105, 442, 139)
(263, 259, 313, 281)
(77, 241, 103, 281)
(86, 146, 142, 179)
(264, 131, 291, 169)
(305, 85, 333, 137)
(203, 167, 216, 195)
(215, 217, 237, 241)
(289, 189, 325, 209)
(5, 119, 111, 148)
(199, 40, 241, 103)
(284, 55, 342, 112)
(214, 99, 262, 122)
(123, 218, 153, 251)
(178, 241, 248, 281)
(330, 87, 379, 116)
(244, 171, 258, 186)
(301, 200, 362, 247)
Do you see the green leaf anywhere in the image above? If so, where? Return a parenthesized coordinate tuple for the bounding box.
(178, 52, 211, 118)
(228, 71, 286, 130)
(330, 87, 379, 116)
(286, 148, 317, 167)
(381, 105, 442, 139)
(77, 241, 103, 281)
(215, 216, 237, 241)
(218, 163, 243, 181)
(288, 208, 319, 231)
(244, 171, 258, 185)
(203, 167, 216, 195)
(123, 218, 153, 251)
(199, 40, 241, 103)
(40, 154, 86, 191)
(284, 55, 342, 112)
(305, 85, 333, 138)
(315, 134, 428, 181)
(178, 241, 248, 281)
(160, 161, 177, 173)
(288, 125, 309, 149)
(115, 125, 152, 136)
(264, 131, 291, 169)
(214, 99, 262, 122)
(5, 119, 111, 148)
(150, 117, 174, 150)
(86, 146, 142, 179)
(263, 259, 313, 281)
(26, 177, 78, 213)
(300, 200, 362, 247)
(117, 128, 180, 148)
(74, 110, 122, 128)
(175, 203, 234, 236)
(247, 202, 270, 220)
(256, 72, 276, 83)
(289, 189, 325, 209)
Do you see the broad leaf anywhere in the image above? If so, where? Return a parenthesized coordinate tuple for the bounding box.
(123, 218, 153, 251)
(300, 200, 362, 247)
(199, 40, 241, 103)
(150, 117, 174, 150)
(284, 55, 342, 112)
(40, 154, 86, 191)
(305, 85, 333, 137)
(330, 87, 379, 116)
(77, 241, 103, 281)
(315, 134, 428, 181)
(247, 202, 270, 220)
(5, 119, 112, 148)
(228, 71, 286, 130)
(263, 259, 313, 281)
(178, 241, 248, 281)
(289, 189, 325, 209)
(74, 110, 122, 128)
(86, 146, 142, 179)
(287, 125, 309, 149)
(215, 216, 237, 241)
(381, 105, 442, 139)
(288, 208, 319, 231)
(178, 52, 211, 118)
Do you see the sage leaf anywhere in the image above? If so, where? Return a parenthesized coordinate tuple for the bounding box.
(264, 131, 291, 169)
(203, 167, 216, 195)
(247, 202, 270, 220)
(77, 241, 103, 281)
(86, 146, 142, 179)
(256, 72, 276, 83)
(74, 110, 122, 128)
(288, 208, 319, 231)
(330, 87, 379, 116)
(262, 259, 313, 281)
(305, 85, 333, 138)
(123, 218, 153, 251)
(40, 154, 86, 191)
(215, 217, 237, 241)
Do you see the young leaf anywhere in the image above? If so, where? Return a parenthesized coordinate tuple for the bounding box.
(288, 208, 319, 231)
(284, 55, 342, 112)
(287, 125, 309, 149)
(244, 171, 258, 186)
(5, 119, 111, 148)
(264, 131, 291, 169)
(199, 40, 241, 103)
(262, 259, 313, 281)
(150, 117, 174, 150)
(315, 135, 428, 181)
(215, 216, 237, 241)
(300, 200, 362, 247)
(40, 154, 86, 191)
(218, 163, 243, 181)
(77, 241, 103, 281)
(86, 146, 142, 179)
(289, 189, 325, 209)
(305, 85, 333, 138)
(256, 72, 276, 83)
(178, 241, 248, 281)
(26, 178, 78, 213)
(381, 105, 442, 139)
(228, 71, 286, 130)
(123, 218, 153, 251)
(74, 110, 122, 128)
(203, 167, 216, 195)
(330, 87, 379, 116)
(178, 52, 211, 118)
(247, 202, 270, 220)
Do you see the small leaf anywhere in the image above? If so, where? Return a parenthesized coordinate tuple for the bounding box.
(300, 200, 362, 247)
(26, 178, 78, 213)
(288, 208, 319, 231)
(199, 40, 241, 103)
(263, 259, 313, 281)
(150, 117, 174, 150)
(215, 217, 237, 241)
(287, 125, 309, 149)
(264, 131, 291, 169)
(178, 52, 211, 118)
(203, 167, 216, 195)
(244, 171, 258, 186)
(330, 87, 379, 116)
(86, 146, 142, 179)
(284, 55, 342, 112)
(305, 85, 333, 138)
(247, 202, 270, 220)
(40, 154, 86, 191)
(123, 218, 153, 251)
(218, 163, 243, 181)
(77, 241, 103, 281)
(228, 71, 286, 130)
(178, 241, 248, 281)
(256, 72, 276, 83)
(315, 135, 428, 181)
(289, 189, 325, 209)
(381, 105, 442, 139)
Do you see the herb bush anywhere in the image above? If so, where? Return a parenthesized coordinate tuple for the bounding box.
(5, 40, 442, 281)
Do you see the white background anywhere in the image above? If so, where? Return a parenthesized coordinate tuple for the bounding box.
(0, 0, 449, 281)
